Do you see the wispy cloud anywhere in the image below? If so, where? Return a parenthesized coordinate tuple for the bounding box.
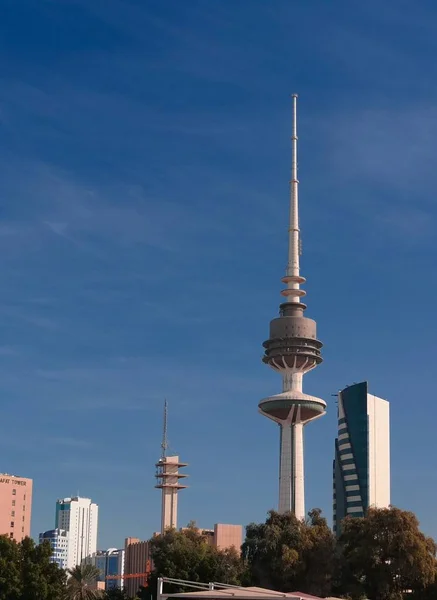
(0, 353, 271, 419)
(0, 432, 91, 450)
(375, 206, 434, 243)
(318, 105, 437, 193)
(0, 346, 20, 356)
(0, 305, 59, 330)
(48, 437, 92, 449)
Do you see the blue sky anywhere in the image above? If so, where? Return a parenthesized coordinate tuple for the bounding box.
(1, 0, 437, 549)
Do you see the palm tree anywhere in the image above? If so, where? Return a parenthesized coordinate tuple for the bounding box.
(66, 564, 103, 600)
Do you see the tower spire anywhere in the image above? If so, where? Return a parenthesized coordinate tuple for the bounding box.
(282, 94, 306, 304)
(161, 399, 168, 459)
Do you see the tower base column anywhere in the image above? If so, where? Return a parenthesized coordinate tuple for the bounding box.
(278, 422, 305, 520)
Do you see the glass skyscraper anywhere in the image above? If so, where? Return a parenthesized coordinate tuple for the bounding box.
(333, 381, 390, 536)
(83, 548, 125, 590)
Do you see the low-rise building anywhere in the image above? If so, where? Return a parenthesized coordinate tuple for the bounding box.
(83, 548, 125, 590)
(39, 529, 69, 569)
(179, 523, 243, 551)
(124, 538, 151, 599)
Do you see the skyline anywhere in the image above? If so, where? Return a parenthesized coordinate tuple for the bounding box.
(1, 0, 437, 549)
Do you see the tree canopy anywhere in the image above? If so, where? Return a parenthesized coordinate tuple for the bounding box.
(65, 564, 103, 600)
(1, 506, 437, 600)
(0, 535, 66, 600)
(243, 508, 335, 596)
(337, 506, 437, 600)
(144, 523, 244, 598)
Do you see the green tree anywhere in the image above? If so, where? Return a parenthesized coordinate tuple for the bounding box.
(243, 508, 335, 596)
(0, 535, 66, 600)
(145, 524, 244, 599)
(20, 537, 67, 600)
(66, 564, 102, 600)
(338, 506, 437, 600)
(0, 535, 21, 600)
(104, 589, 130, 600)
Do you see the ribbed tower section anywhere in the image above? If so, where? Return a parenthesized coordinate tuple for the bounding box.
(154, 401, 188, 533)
(155, 456, 188, 533)
(259, 95, 326, 519)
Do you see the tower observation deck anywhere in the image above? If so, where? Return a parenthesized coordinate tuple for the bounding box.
(259, 95, 326, 519)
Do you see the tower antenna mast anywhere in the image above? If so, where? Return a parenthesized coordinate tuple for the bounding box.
(283, 93, 306, 304)
(161, 400, 168, 459)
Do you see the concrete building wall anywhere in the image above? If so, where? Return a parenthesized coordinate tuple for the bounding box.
(0, 474, 32, 542)
(368, 393, 390, 508)
(213, 524, 243, 551)
(124, 538, 150, 598)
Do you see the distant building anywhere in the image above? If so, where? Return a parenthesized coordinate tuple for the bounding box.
(55, 496, 98, 568)
(0, 474, 32, 542)
(83, 548, 125, 590)
(212, 524, 242, 551)
(124, 538, 151, 599)
(39, 529, 69, 569)
(333, 381, 390, 535)
(179, 524, 243, 551)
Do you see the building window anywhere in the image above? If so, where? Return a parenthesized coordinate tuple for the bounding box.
(9, 533, 13, 538)
(23, 495, 26, 500)
(11, 511, 15, 517)
(10, 522, 14, 528)
(21, 527, 24, 533)
(22, 516, 25, 522)
(23, 506, 25, 511)
(12, 490, 16, 496)
(12, 500, 15, 506)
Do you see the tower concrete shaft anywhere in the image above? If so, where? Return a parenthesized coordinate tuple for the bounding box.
(259, 95, 325, 519)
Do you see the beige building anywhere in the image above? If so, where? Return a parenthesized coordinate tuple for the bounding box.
(124, 537, 151, 599)
(123, 524, 242, 596)
(179, 523, 243, 552)
(0, 474, 32, 542)
(180, 523, 243, 552)
(212, 524, 242, 551)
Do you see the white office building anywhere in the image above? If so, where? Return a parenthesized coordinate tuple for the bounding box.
(55, 496, 98, 569)
(333, 381, 390, 535)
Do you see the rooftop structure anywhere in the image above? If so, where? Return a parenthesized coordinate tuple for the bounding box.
(155, 401, 188, 533)
(259, 96, 326, 518)
(157, 578, 325, 600)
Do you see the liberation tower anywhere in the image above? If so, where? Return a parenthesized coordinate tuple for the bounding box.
(259, 95, 325, 519)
